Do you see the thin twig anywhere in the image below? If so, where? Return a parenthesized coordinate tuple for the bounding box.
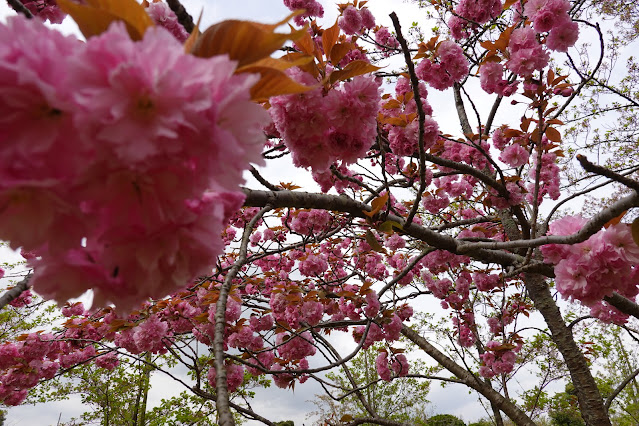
(166, 0, 194, 33)
(389, 12, 427, 226)
(6, 0, 33, 18)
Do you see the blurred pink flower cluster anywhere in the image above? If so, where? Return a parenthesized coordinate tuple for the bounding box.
(0, 17, 268, 311)
(338, 5, 375, 35)
(449, 0, 502, 40)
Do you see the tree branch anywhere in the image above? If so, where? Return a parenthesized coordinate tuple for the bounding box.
(213, 205, 271, 426)
(389, 12, 428, 226)
(6, 0, 33, 18)
(604, 366, 639, 412)
(0, 274, 31, 311)
(456, 191, 639, 252)
(242, 189, 551, 273)
(401, 325, 536, 425)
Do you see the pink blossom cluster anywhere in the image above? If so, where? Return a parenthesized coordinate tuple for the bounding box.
(338, 47, 371, 68)
(312, 165, 364, 193)
(353, 323, 386, 349)
(146, 1, 189, 42)
(276, 332, 317, 360)
(474, 273, 502, 292)
(388, 117, 440, 156)
(289, 209, 332, 235)
(436, 138, 493, 172)
(375, 27, 400, 54)
(269, 290, 327, 329)
(506, 27, 550, 77)
(283, 0, 325, 26)
(541, 217, 639, 305)
(392, 77, 433, 114)
(421, 250, 470, 274)
(8, 290, 32, 308)
(589, 301, 629, 325)
(522, 0, 579, 52)
(21, 0, 66, 24)
(298, 253, 329, 277)
(0, 334, 60, 405)
(448, 0, 502, 40)
(94, 352, 120, 370)
(208, 362, 245, 393)
(338, 6, 375, 35)
(526, 151, 560, 203)
(479, 340, 517, 378)
(0, 17, 268, 311)
(479, 62, 519, 96)
(499, 143, 530, 168)
(375, 351, 409, 382)
(270, 69, 381, 171)
(416, 41, 469, 90)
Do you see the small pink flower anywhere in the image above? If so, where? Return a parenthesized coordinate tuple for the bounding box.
(499, 143, 529, 167)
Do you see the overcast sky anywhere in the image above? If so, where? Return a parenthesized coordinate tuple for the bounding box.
(0, 0, 504, 424)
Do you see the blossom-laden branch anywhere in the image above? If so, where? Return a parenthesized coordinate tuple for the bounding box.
(214, 205, 272, 426)
(400, 325, 536, 426)
(242, 188, 553, 273)
(456, 191, 639, 252)
(0, 274, 31, 311)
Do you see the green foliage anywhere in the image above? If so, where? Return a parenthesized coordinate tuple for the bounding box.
(468, 420, 493, 426)
(275, 421, 294, 426)
(309, 343, 431, 425)
(548, 384, 585, 426)
(426, 414, 466, 426)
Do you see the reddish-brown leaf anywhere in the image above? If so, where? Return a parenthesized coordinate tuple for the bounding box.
(193, 16, 306, 68)
(329, 60, 382, 84)
(58, 0, 154, 40)
(545, 126, 561, 142)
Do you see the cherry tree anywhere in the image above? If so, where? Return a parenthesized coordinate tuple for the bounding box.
(0, 0, 639, 425)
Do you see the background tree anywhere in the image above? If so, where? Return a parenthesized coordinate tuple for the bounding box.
(310, 343, 432, 425)
(426, 414, 466, 426)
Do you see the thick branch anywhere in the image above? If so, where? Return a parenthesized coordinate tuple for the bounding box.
(0, 274, 31, 311)
(166, 0, 194, 33)
(523, 273, 611, 426)
(242, 189, 552, 273)
(604, 293, 639, 320)
(6, 0, 33, 18)
(457, 191, 639, 252)
(401, 326, 536, 425)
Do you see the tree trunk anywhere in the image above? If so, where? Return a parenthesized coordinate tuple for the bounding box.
(524, 273, 611, 426)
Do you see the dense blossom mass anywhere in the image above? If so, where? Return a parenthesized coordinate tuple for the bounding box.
(269, 70, 381, 171)
(0, 0, 638, 425)
(541, 218, 639, 310)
